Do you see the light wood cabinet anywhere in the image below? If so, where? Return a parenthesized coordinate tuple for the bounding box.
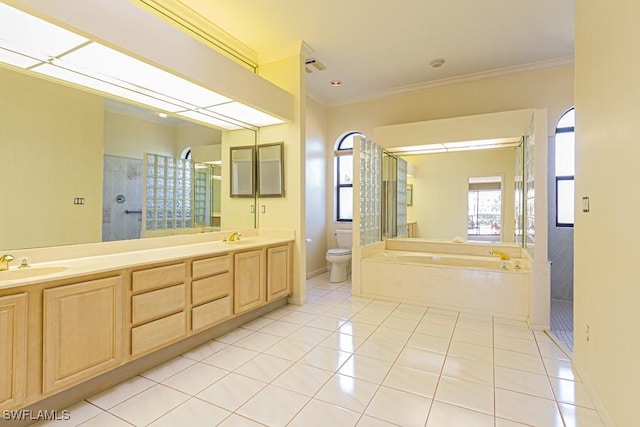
(267, 244, 291, 301)
(0, 293, 27, 411)
(234, 249, 265, 314)
(130, 263, 187, 356)
(191, 254, 232, 331)
(43, 277, 123, 394)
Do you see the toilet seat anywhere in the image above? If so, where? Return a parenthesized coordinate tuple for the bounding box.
(327, 248, 351, 256)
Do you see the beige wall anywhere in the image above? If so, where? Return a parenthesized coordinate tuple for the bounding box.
(574, 1, 640, 426)
(0, 68, 103, 250)
(325, 66, 574, 249)
(104, 111, 176, 159)
(406, 148, 516, 242)
(305, 98, 329, 276)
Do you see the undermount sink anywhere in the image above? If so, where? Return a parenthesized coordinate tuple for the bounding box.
(0, 265, 69, 280)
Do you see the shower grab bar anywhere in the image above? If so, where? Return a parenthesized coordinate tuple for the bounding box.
(125, 210, 142, 214)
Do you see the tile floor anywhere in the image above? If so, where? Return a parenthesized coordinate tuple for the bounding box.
(34, 273, 604, 427)
(550, 299, 574, 353)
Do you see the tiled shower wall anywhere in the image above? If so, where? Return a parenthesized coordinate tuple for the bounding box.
(102, 155, 143, 242)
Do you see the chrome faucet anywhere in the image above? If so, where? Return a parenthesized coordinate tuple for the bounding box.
(489, 250, 510, 261)
(228, 232, 241, 242)
(0, 254, 15, 271)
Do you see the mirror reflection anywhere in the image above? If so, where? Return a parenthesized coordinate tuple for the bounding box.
(230, 146, 255, 197)
(258, 143, 284, 197)
(400, 147, 518, 243)
(0, 65, 255, 251)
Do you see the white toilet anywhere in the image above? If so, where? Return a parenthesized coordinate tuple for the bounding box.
(326, 229, 352, 283)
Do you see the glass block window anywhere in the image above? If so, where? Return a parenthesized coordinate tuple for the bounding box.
(396, 157, 408, 238)
(359, 137, 381, 246)
(144, 153, 193, 231)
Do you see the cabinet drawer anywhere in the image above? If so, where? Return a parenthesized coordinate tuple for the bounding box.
(131, 311, 186, 356)
(192, 255, 231, 279)
(132, 284, 185, 325)
(192, 272, 230, 305)
(132, 263, 185, 292)
(192, 297, 231, 331)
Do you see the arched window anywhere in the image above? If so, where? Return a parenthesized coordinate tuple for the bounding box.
(335, 132, 362, 221)
(555, 108, 575, 227)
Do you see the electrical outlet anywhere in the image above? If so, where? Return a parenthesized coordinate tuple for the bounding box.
(586, 324, 590, 342)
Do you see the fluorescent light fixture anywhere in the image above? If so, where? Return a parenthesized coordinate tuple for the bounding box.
(177, 110, 244, 130)
(0, 3, 285, 130)
(388, 137, 522, 155)
(0, 3, 88, 62)
(206, 102, 285, 127)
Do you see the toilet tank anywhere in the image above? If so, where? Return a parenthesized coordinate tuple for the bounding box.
(335, 229, 353, 248)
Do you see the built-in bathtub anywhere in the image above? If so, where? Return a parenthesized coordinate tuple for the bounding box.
(360, 240, 531, 320)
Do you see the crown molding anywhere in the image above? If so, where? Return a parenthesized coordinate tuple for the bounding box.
(258, 41, 308, 65)
(327, 55, 575, 108)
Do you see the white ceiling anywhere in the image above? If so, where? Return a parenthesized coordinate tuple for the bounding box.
(178, 0, 574, 107)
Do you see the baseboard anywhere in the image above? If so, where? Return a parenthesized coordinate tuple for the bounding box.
(306, 267, 328, 279)
(570, 358, 617, 427)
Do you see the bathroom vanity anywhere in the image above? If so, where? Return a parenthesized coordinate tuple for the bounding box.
(0, 233, 293, 413)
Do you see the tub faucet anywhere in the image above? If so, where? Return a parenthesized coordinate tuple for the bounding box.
(228, 231, 241, 241)
(489, 250, 510, 261)
(0, 254, 15, 271)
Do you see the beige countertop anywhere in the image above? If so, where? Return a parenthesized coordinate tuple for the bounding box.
(0, 235, 293, 290)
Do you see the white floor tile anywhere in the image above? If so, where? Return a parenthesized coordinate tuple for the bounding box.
(447, 340, 494, 363)
(289, 399, 361, 427)
(426, 401, 494, 427)
(538, 341, 570, 360)
(406, 332, 450, 354)
(201, 345, 259, 371)
(320, 331, 366, 353)
(382, 364, 440, 398)
(259, 319, 302, 337)
(147, 398, 231, 427)
(300, 345, 351, 372)
(233, 353, 293, 383)
(339, 321, 378, 338)
(280, 311, 319, 325)
(31, 401, 103, 427)
(287, 325, 333, 345)
(495, 388, 564, 427)
(356, 415, 397, 426)
(232, 331, 282, 352)
(140, 356, 196, 382)
(236, 384, 309, 426)
(339, 354, 393, 384)
(494, 348, 546, 374)
(315, 373, 379, 412)
(494, 335, 540, 355)
(196, 373, 265, 411)
(441, 355, 494, 385)
(452, 328, 493, 347)
(272, 363, 333, 396)
(559, 403, 606, 427)
(307, 315, 348, 331)
(239, 316, 276, 331)
(109, 384, 189, 426)
(77, 412, 132, 427)
(396, 347, 445, 374)
(216, 414, 264, 426)
(543, 357, 580, 381)
(495, 418, 531, 427)
(495, 366, 555, 399)
(434, 376, 494, 415)
(414, 321, 455, 339)
(380, 316, 419, 331)
(86, 376, 155, 410)
(214, 327, 254, 344)
(181, 340, 229, 361)
(161, 362, 228, 395)
(550, 377, 595, 408)
(365, 386, 431, 427)
(368, 326, 412, 345)
(263, 338, 315, 361)
(355, 339, 403, 362)
(494, 323, 536, 340)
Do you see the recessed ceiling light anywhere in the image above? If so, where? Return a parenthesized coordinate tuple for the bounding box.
(158, 112, 168, 118)
(430, 58, 446, 68)
(330, 80, 342, 87)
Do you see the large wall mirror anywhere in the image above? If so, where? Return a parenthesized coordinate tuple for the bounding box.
(0, 65, 257, 251)
(257, 142, 284, 197)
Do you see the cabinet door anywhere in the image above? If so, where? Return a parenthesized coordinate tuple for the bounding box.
(0, 293, 27, 411)
(267, 245, 291, 301)
(234, 249, 265, 314)
(43, 277, 123, 394)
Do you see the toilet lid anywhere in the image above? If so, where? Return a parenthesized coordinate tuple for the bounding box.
(328, 248, 351, 255)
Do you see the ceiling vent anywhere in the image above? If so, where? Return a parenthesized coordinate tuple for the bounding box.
(305, 58, 326, 73)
